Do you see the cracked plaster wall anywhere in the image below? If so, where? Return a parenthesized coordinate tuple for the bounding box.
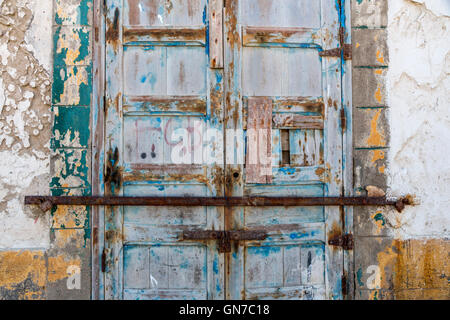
(0, 0, 53, 249)
(387, 0, 450, 239)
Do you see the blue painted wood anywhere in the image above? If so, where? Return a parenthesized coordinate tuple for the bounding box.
(224, 0, 345, 300)
(104, 0, 347, 300)
(105, 0, 224, 300)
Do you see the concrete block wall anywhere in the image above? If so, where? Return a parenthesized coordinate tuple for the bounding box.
(352, 0, 449, 300)
(48, 0, 93, 300)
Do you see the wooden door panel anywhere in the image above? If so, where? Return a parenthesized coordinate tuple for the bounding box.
(124, 0, 207, 27)
(240, 0, 321, 28)
(242, 48, 322, 97)
(105, 0, 346, 300)
(105, 0, 224, 300)
(224, 0, 344, 300)
(123, 244, 209, 300)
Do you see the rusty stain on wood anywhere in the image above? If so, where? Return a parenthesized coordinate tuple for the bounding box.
(273, 114, 324, 130)
(124, 96, 207, 114)
(123, 26, 206, 43)
(243, 27, 319, 45)
(106, 7, 120, 52)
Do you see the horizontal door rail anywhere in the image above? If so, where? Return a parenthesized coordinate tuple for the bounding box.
(25, 196, 412, 213)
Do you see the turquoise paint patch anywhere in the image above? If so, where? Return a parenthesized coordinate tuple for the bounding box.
(373, 212, 386, 226)
(213, 259, 219, 274)
(248, 246, 281, 257)
(357, 268, 364, 287)
(50, 149, 90, 189)
(53, 27, 91, 67)
(52, 66, 92, 106)
(52, 106, 90, 149)
(289, 230, 317, 239)
(55, 0, 92, 26)
(279, 167, 296, 174)
(51, 188, 91, 197)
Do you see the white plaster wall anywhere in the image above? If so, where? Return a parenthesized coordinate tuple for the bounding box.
(25, 0, 53, 72)
(0, 0, 53, 249)
(387, 0, 450, 238)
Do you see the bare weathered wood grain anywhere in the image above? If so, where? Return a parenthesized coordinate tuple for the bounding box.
(246, 97, 272, 184)
(209, 0, 224, 68)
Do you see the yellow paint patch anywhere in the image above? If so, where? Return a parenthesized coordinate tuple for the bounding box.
(374, 69, 383, 75)
(367, 109, 386, 147)
(53, 205, 88, 229)
(0, 251, 46, 299)
(379, 165, 385, 174)
(52, 229, 86, 249)
(374, 87, 383, 104)
(371, 149, 385, 163)
(376, 50, 385, 64)
(56, 29, 87, 66)
(371, 210, 385, 235)
(356, 42, 360, 48)
(375, 239, 450, 300)
(48, 255, 81, 283)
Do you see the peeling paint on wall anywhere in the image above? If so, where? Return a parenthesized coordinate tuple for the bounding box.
(387, 0, 450, 238)
(0, 0, 53, 250)
(0, 250, 46, 299)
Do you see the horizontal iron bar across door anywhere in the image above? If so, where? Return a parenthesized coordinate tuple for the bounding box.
(25, 196, 412, 212)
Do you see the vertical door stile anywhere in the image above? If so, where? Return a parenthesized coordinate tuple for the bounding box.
(321, 0, 345, 300)
(105, 0, 124, 300)
(342, 0, 354, 300)
(207, 0, 226, 300)
(223, 0, 244, 300)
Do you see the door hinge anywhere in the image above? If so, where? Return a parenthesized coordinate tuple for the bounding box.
(328, 234, 354, 250)
(320, 26, 351, 60)
(319, 44, 352, 60)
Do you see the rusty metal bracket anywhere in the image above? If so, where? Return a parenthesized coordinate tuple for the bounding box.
(25, 196, 413, 213)
(183, 230, 268, 253)
(319, 44, 352, 60)
(328, 234, 354, 250)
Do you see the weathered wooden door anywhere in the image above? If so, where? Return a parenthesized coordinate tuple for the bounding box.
(103, 0, 346, 300)
(104, 0, 225, 300)
(223, 0, 344, 300)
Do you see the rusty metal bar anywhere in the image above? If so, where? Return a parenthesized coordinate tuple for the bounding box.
(25, 195, 412, 212)
(183, 229, 268, 253)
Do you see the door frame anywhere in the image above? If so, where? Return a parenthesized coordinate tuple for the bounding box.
(90, 0, 353, 300)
